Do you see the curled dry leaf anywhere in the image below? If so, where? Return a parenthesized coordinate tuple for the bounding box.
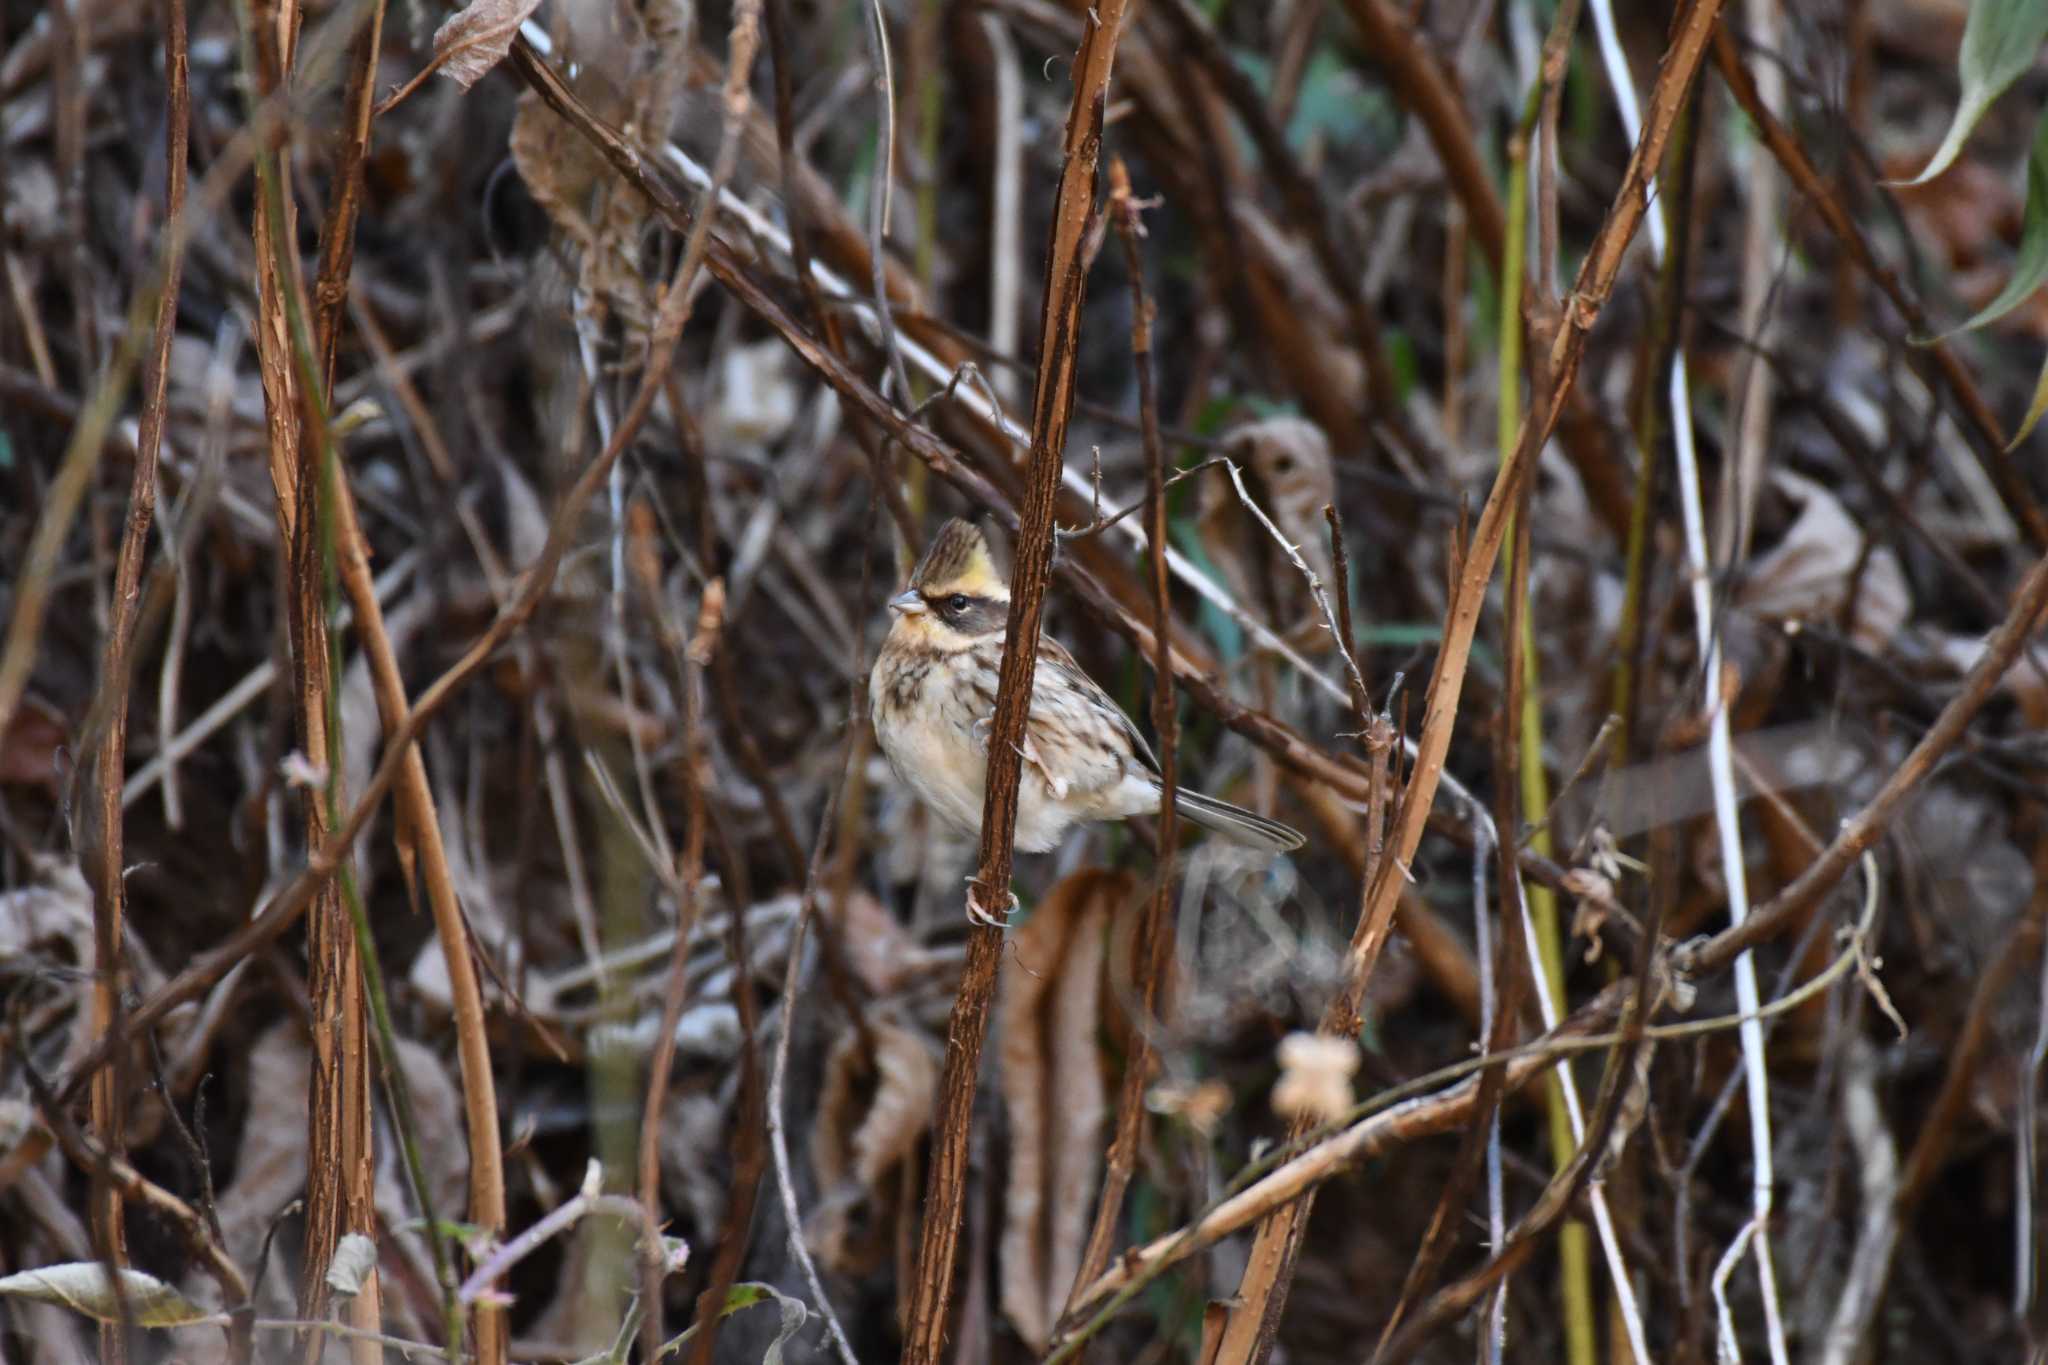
(1271, 1031, 1360, 1124)
(996, 868, 1130, 1351)
(323, 1233, 379, 1299)
(809, 1014, 940, 1275)
(1736, 471, 1910, 653)
(0, 1264, 211, 1328)
(431, 0, 542, 92)
(1199, 417, 1341, 653)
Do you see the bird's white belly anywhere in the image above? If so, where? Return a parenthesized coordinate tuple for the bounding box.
(882, 717, 1131, 853)
(886, 719, 989, 839)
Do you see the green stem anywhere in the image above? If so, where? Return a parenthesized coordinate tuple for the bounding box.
(1499, 82, 1595, 1365)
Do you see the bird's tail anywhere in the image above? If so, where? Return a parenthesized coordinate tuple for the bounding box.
(1172, 790, 1305, 854)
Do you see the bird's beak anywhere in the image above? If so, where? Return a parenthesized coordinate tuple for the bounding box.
(888, 589, 927, 617)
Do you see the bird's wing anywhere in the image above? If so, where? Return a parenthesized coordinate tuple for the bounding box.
(1033, 636, 1161, 781)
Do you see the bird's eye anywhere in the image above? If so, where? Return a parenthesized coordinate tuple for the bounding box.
(947, 594, 970, 613)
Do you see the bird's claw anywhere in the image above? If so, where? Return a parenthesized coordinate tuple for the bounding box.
(964, 878, 1018, 928)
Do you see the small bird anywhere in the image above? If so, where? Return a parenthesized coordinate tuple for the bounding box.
(870, 518, 1305, 856)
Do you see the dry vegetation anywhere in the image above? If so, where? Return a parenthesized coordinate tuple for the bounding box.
(5, 0, 2048, 1361)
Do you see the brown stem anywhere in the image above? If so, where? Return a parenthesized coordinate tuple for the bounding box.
(636, 583, 721, 1360)
(1064, 158, 1180, 1310)
(81, 0, 189, 1354)
(900, 6, 1130, 1359)
(1373, 513, 1540, 1360)
(304, 4, 513, 1359)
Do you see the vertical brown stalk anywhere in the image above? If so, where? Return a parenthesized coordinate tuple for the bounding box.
(900, 5, 1130, 1359)
(636, 579, 720, 1361)
(83, 0, 190, 1357)
(1064, 158, 1179, 1308)
(242, 0, 377, 1351)
(305, 2, 513, 1359)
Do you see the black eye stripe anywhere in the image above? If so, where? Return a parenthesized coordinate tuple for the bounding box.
(922, 592, 1006, 633)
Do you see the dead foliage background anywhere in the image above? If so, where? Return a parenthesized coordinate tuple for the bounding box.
(4, 0, 2048, 1361)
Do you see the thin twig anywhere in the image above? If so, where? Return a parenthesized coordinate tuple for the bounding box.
(1064, 158, 1179, 1309)
(861, 0, 917, 411)
(634, 580, 723, 1360)
(78, 0, 189, 1341)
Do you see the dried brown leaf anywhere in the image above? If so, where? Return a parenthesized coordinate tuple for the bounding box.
(809, 1014, 940, 1274)
(507, 93, 648, 328)
(0, 695, 66, 789)
(431, 0, 542, 92)
(205, 1024, 311, 1317)
(997, 868, 1130, 1350)
(821, 890, 938, 997)
(1738, 472, 1910, 652)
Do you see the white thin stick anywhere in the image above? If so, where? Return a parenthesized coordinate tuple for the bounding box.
(1712, 1215, 1762, 1364)
(1514, 879, 1651, 1363)
(1589, 2, 1789, 1357)
(860, 0, 916, 408)
(1223, 459, 1371, 708)
(1471, 816, 1507, 1365)
(765, 865, 863, 1365)
(979, 12, 1024, 407)
(2021, 921, 2048, 1318)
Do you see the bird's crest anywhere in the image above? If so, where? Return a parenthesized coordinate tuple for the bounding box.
(910, 519, 1007, 598)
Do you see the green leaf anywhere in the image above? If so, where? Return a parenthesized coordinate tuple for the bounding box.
(657, 1282, 810, 1363)
(1956, 108, 2048, 333)
(1896, 0, 2048, 187)
(2009, 346, 2048, 449)
(0, 1264, 213, 1327)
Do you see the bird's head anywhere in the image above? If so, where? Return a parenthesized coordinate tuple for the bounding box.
(887, 518, 1011, 648)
